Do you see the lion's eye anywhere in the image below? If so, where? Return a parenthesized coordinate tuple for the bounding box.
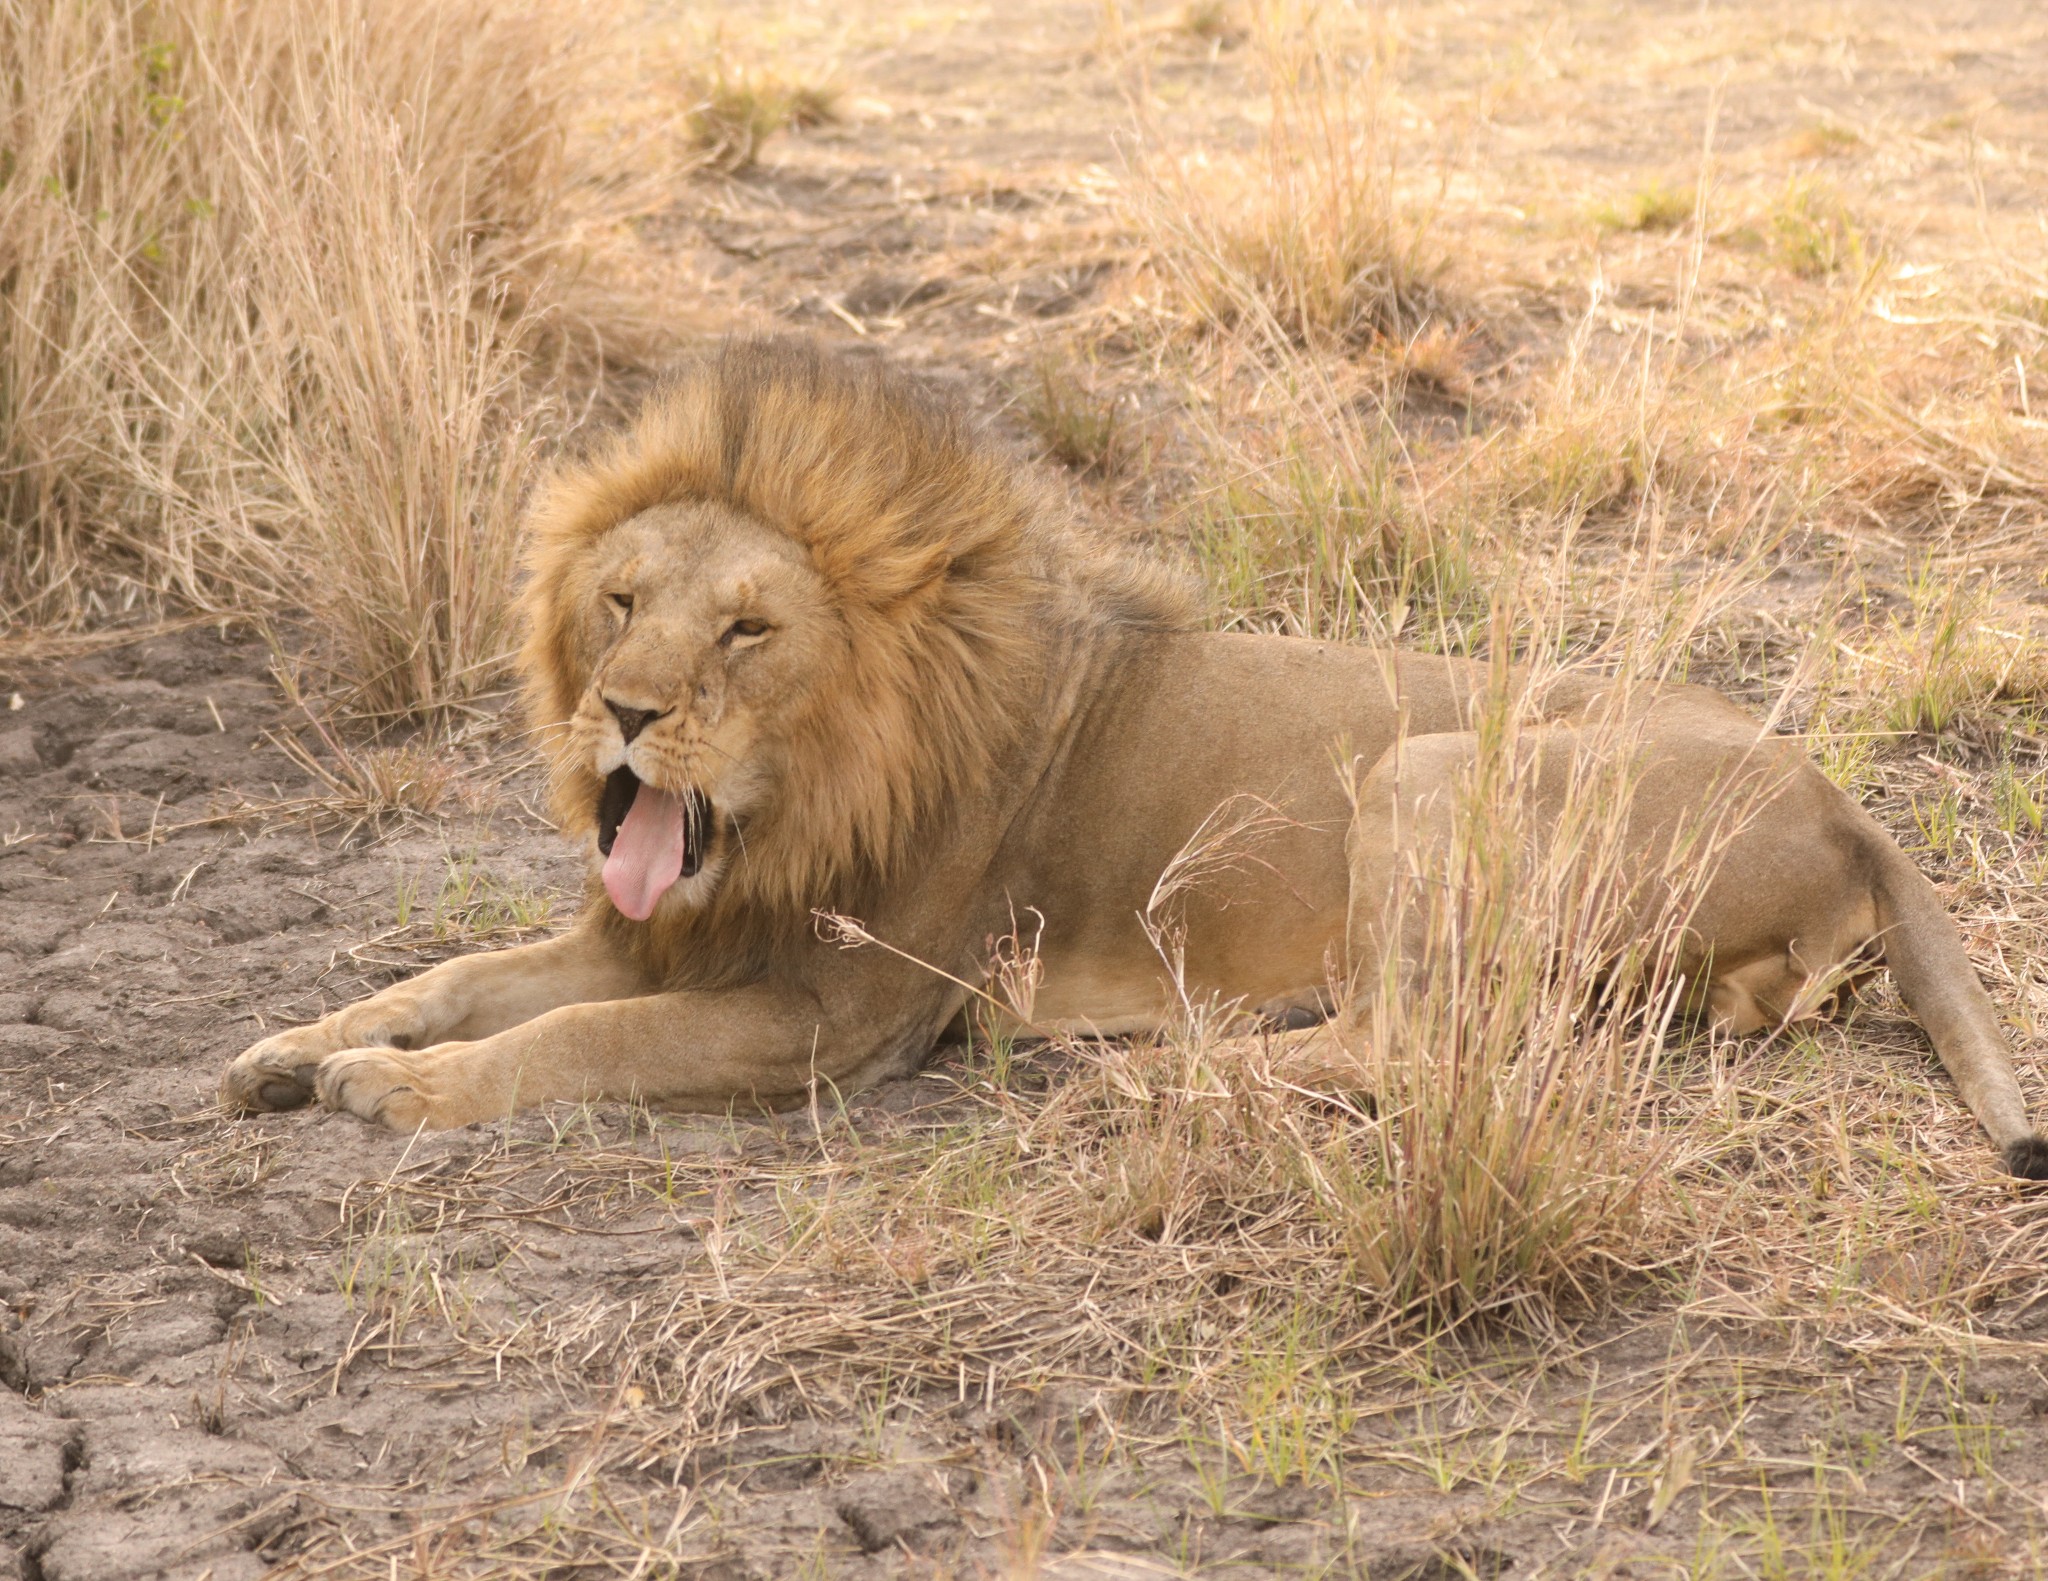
(605, 591, 634, 616)
(722, 618, 770, 647)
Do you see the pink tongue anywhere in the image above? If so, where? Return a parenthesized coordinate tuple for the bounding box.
(602, 783, 689, 921)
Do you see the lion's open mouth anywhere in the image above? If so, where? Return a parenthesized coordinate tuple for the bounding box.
(597, 766, 711, 920)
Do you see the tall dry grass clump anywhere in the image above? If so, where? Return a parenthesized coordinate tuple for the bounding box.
(1329, 645, 1765, 1327)
(1132, 1, 1434, 350)
(1092, 343, 1791, 1332)
(0, 0, 616, 713)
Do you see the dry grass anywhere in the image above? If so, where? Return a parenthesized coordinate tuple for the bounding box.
(1591, 178, 1698, 235)
(1827, 563, 2048, 743)
(687, 58, 841, 173)
(1130, 1, 1435, 351)
(0, 0, 638, 714)
(390, 847, 556, 947)
(1187, 422, 1483, 647)
(261, 662, 461, 824)
(1758, 176, 1873, 282)
(1177, 1, 1246, 48)
(1016, 356, 1135, 477)
(1332, 685, 1718, 1329)
(1474, 311, 1729, 535)
(18, 0, 2048, 1573)
(273, 938, 2048, 1571)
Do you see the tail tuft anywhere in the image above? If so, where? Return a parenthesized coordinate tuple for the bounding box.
(2002, 1135, 2048, 1181)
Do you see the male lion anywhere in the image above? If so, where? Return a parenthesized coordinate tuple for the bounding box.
(222, 339, 2047, 1177)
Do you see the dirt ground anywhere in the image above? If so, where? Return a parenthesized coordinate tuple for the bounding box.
(8, 0, 2048, 1576)
(7, 631, 2043, 1576)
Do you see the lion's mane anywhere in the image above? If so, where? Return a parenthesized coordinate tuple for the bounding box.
(517, 338, 1194, 970)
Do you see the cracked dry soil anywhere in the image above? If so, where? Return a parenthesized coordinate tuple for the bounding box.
(0, 626, 596, 1579)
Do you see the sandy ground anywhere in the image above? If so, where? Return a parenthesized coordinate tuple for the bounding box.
(9, 1, 2048, 1576)
(0, 628, 574, 1577)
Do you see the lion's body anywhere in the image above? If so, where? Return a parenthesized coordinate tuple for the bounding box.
(223, 340, 2047, 1177)
(989, 635, 1522, 1034)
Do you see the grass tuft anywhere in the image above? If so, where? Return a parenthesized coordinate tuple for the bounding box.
(1764, 176, 1870, 280)
(687, 64, 841, 172)
(1133, 4, 1434, 349)
(1817, 566, 2048, 747)
(1330, 649, 1727, 1328)
(1191, 436, 1482, 647)
(394, 847, 556, 944)
(1178, 0, 1246, 46)
(0, 0, 639, 715)
(1016, 358, 1133, 478)
(1784, 121, 1866, 160)
(1591, 179, 1697, 234)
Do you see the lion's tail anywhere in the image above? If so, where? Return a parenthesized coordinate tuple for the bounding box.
(1869, 831, 2048, 1179)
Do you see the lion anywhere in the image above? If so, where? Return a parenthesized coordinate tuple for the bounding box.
(221, 338, 2047, 1178)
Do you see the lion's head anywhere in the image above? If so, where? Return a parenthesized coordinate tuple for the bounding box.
(517, 339, 1192, 946)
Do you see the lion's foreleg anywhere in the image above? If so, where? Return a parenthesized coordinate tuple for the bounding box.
(311, 983, 890, 1131)
(222, 926, 646, 1115)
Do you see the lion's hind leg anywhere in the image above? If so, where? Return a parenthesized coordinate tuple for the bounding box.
(1700, 929, 1885, 1038)
(1702, 954, 1834, 1036)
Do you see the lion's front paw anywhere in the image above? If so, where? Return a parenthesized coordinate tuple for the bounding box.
(222, 1028, 335, 1114)
(315, 1047, 461, 1131)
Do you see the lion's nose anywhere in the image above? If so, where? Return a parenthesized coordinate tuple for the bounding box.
(605, 699, 667, 743)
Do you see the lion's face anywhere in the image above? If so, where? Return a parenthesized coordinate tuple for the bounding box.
(557, 501, 845, 919)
